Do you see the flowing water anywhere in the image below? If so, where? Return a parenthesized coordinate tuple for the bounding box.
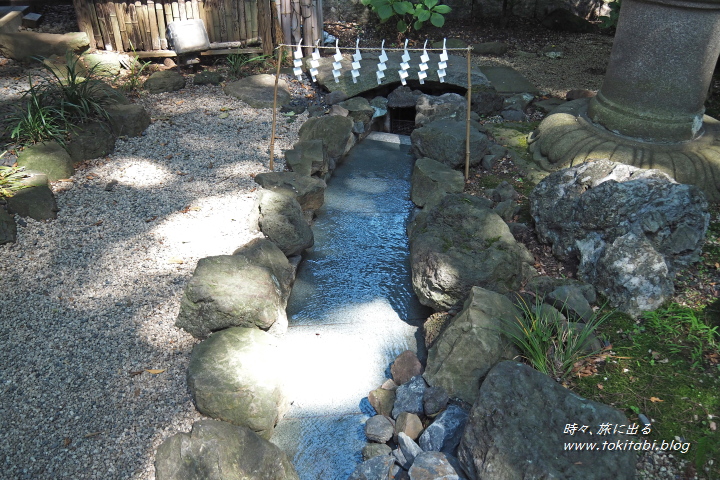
(271, 133, 431, 479)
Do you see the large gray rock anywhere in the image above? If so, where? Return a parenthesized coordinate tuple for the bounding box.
(408, 452, 461, 480)
(186, 327, 288, 439)
(423, 287, 520, 404)
(338, 97, 375, 126)
(0, 209, 16, 244)
(0, 31, 89, 61)
(298, 115, 355, 163)
(144, 70, 185, 94)
(80, 52, 122, 76)
(256, 189, 314, 256)
(66, 122, 116, 163)
(224, 74, 290, 109)
(175, 238, 294, 338)
(415, 93, 475, 127)
(458, 361, 636, 480)
(155, 419, 298, 480)
(5, 172, 57, 220)
(411, 157, 465, 208)
(254, 171, 326, 211)
(530, 160, 709, 316)
(411, 119, 489, 170)
(418, 404, 468, 454)
(284, 139, 331, 178)
(365, 415, 395, 443)
(315, 51, 492, 99)
(408, 193, 536, 310)
(17, 141, 73, 182)
(105, 104, 151, 137)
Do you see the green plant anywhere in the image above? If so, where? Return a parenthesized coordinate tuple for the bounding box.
(361, 0, 451, 34)
(123, 46, 151, 93)
(9, 51, 112, 146)
(599, 0, 621, 30)
(499, 296, 612, 381)
(227, 52, 270, 77)
(0, 156, 28, 198)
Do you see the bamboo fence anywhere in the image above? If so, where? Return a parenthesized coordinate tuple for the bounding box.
(71, 0, 291, 55)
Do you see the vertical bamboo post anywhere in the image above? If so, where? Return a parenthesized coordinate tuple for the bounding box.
(465, 45, 472, 181)
(269, 45, 283, 172)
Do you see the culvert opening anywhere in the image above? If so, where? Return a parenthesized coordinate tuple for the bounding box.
(389, 106, 417, 135)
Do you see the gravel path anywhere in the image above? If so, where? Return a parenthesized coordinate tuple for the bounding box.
(0, 70, 305, 478)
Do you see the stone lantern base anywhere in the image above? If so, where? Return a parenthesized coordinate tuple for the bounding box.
(528, 99, 720, 202)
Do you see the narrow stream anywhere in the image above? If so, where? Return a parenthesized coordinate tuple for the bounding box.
(271, 133, 431, 479)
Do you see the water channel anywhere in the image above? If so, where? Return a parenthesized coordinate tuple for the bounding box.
(271, 133, 432, 479)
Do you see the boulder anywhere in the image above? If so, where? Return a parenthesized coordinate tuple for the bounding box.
(66, 122, 116, 163)
(338, 97, 375, 126)
(392, 375, 427, 419)
(369, 387, 396, 418)
(410, 157, 465, 208)
(254, 171, 326, 211)
(422, 386, 449, 416)
(256, 189, 314, 257)
(471, 90, 504, 117)
(365, 415, 395, 443)
(193, 71, 223, 85)
(458, 361, 636, 480)
(144, 70, 185, 94)
(0, 209, 17, 244)
(471, 42, 508, 56)
(0, 31, 89, 61)
(175, 238, 294, 338)
(348, 454, 396, 480)
(423, 287, 520, 404)
(408, 194, 536, 310)
(17, 141, 73, 182)
(186, 327, 288, 439)
(224, 74, 290, 109)
(80, 52, 121, 76)
(155, 419, 299, 480)
(418, 404, 468, 454)
(391, 350, 424, 386)
(411, 119, 489, 170)
(325, 90, 349, 105)
(5, 172, 57, 220)
(408, 452, 461, 480)
(398, 432, 424, 464)
(298, 115, 355, 164)
(388, 86, 423, 108)
(105, 104, 151, 137)
(284, 139, 331, 178)
(415, 93, 475, 127)
(530, 160, 709, 316)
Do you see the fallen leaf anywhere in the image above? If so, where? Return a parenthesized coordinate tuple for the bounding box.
(176, 171, 187, 176)
(650, 396, 664, 403)
(219, 112, 229, 119)
(168, 257, 184, 264)
(175, 100, 184, 105)
(180, 206, 201, 213)
(165, 154, 173, 159)
(57, 178, 74, 182)
(597, 384, 604, 390)
(146, 369, 166, 374)
(129, 370, 144, 376)
(134, 388, 141, 397)
(93, 220, 103, 226)
(84, 432, 102, 438)
(63, 437, 72, 447)
(145, 216, 157, 223)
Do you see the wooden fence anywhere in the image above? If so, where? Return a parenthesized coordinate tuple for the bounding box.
(71, 0, 292, 55)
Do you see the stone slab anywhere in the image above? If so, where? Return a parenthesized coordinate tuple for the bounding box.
(479, 66, 539, 95)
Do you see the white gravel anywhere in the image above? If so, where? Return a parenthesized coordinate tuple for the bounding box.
(0, 73, 305, 479)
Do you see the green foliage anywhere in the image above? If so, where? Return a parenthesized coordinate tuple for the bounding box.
(599, 0, 621, 30)
(499, 296, 611, 382)
(122, 46, 151, 93)
(9, 51, 112, 146)
(227, 52, 270, 77)
(361, 0, 451, 34)
(0, 157, 28, 199)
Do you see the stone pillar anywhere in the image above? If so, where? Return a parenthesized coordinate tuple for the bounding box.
(587, 0, 720, 142)
(527, 0, 720, 201)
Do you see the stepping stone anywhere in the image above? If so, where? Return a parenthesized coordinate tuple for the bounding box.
(479, 66, 539, 95)
(224, 73, 291, 109)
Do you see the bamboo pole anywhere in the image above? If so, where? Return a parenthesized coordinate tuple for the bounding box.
(72, 0, 97, 50)
(171, 1, 180, 21)
(116, 2, 130, 50)
(191, 0, 200, 19)
(186, 0, 194, 19)
(237, 0, 247, 41)
(258, 0, 272, 55)
(126, 3, 139, 50)
(95, 1, 113, 50)
(88, 0, 106, 48)
(465, 45, 472, 181)
(147, 0, 160, 50)
(137, 1, 150, 49)
(179, 0, 187, 20)
(164, 2, 174, 26)
(210, 3, 220, 41)
(156, 2, 167, 49)
(230, 0, 241, 41)
(269, 45, 283, 172)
